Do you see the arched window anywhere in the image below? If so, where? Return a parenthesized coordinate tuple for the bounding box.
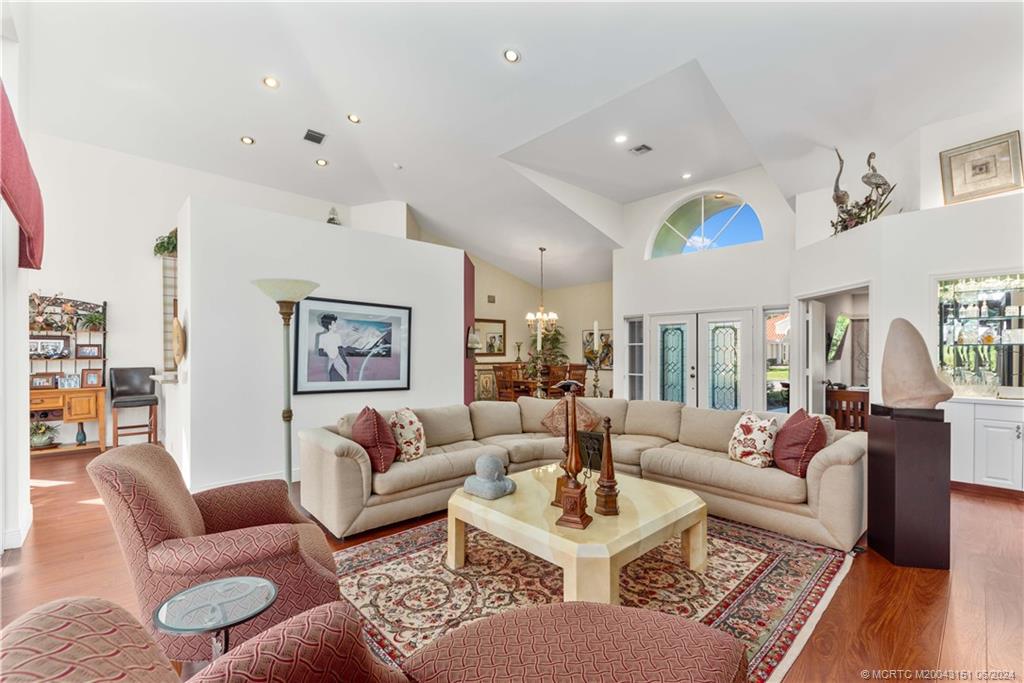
(650, 192, 763, 258)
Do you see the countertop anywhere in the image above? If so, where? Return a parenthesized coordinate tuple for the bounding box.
(945, 395, 1024, 407)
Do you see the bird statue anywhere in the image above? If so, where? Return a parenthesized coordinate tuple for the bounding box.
(832, 148, 849, 208)
(861, 152, 890, 192)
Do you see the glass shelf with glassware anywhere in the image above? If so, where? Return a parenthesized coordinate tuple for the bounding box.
(937, 272, 1024, 392)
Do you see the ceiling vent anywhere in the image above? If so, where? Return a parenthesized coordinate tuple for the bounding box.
(304, 129, 326, 144)
(629, 144, 653, 156)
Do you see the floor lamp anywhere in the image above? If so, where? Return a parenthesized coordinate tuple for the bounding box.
(252, 279, 319, 502)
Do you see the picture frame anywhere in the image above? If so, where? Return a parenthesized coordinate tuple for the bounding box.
(475, 319, 507, 357)
(30, 335, 71, 360)
(294, 296, 411, 394)
(81, 368, 103, 388)
(75, 343, 103, 359)
(30, 372, 61, 389)
(940, 130, 1023, 205)
(57, 374, 81, 389)
(475, 367, 497, 400)
(582, 328, 614, 370)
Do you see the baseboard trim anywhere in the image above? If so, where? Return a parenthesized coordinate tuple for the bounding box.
(3, 505, 34, 550)
(951, 481, 1024, 501)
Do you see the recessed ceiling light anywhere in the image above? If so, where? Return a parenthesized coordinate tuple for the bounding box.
(393, 163, 404, 170)
(262, 76, 280, 89)
(240, 136, 255, 145)
(347, 113, 361, 124)
(614, 134, 628, 144)
(682, 173, 692, 180)
(503, 49, 521, 64)
(714, 193, 725, 199)
(314, 158, 329, 167)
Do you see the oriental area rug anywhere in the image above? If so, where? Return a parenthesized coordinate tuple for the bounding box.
(335, 516, 851, 683)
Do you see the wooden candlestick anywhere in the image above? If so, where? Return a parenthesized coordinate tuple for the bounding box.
(556, 387, 592, 529)
(551, 399, 570, 508)
(595, 417, 619, 516)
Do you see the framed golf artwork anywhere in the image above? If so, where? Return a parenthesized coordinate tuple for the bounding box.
(294, 297, 411, 394)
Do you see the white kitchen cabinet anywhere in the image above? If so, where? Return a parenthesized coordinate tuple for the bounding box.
(941, 400, 975, 483)
(973, 418, 1024, 490)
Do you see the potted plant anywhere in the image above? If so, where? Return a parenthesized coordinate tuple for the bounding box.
(78, 311, 105, 332)
(30, 421, 59, 449)
(153, 228, 177, 257)
(525, 324, 569, 379)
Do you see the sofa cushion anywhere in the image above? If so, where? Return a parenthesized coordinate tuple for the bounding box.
(541, 398, 601, 436)
(470, 401, 523, 439)
(578, 398, 628, 434)
(479, 433, 564, 464)
(389, 408, 426, 462)
(625, 400, 682, 441)
(727, 413, 779, 468)
(773, 409, 828, 478)
(517, 397, 558, 433)
(611, 434, 670, 466)
(350, 407, 398, 473)
(753, 410, 837, 445)
(415, 404, 475, 447)
(644, 444, 807, 504)
(678, 406, 745, 452)
(372, 446, 509, 495)
(426, 440, 486, 455)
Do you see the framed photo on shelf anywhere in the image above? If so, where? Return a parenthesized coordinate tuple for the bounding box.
(474, 319, 507, 357)
(81, 368, 103, 388)
(30, 335, 71, 360)
(294, 297, 411, 394)
(940, 130, 1023, 205)
(30, 372, 61, 389)
(57, 374, 81, 389)
(75, 343, 103, 359)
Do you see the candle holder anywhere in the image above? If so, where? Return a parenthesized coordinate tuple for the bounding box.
(594, 417, 619, 516)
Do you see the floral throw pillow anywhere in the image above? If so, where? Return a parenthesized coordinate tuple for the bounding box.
(540, 398, 601, 437)
(388, 408, 425, 462)
(727, 412, 779, 468)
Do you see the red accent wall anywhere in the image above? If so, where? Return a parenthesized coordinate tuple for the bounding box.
(463, 254, 475, 405)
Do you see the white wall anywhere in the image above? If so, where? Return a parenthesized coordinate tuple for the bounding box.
(789, 192, 1023, 406)
(2, 13, 34, 549)
(348, 200, 409, 239)
(22, 133, 353, 446)
(175, 197, 465, 491)
(794, 108, 1024, 249)
(613, 166, 796, 402)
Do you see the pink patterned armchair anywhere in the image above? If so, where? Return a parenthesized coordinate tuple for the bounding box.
(86, 443, 340, 662)
(0, 597, 406, 682)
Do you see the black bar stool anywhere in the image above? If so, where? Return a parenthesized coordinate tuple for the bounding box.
(109, 367, 158, 447)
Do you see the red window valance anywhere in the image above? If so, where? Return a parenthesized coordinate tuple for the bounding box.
(0, 82, 43, 269)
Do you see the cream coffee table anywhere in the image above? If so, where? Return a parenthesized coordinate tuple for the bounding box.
(446, 463, 707, 605)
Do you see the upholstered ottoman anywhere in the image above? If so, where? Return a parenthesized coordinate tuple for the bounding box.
(401, 601, 749, 683)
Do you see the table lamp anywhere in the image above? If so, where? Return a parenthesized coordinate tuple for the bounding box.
(252, 279, 319, 502)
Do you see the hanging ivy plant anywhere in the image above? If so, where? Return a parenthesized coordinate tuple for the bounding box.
(153, 228, 178, 257)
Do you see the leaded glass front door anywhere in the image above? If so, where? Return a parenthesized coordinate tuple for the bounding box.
(651, 314, 696, 404)
(697, 311, 753, 410)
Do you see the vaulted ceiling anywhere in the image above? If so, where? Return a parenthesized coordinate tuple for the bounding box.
(20, 2, 1023, 287)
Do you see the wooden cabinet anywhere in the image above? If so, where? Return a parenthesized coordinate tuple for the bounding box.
(29, 387, 106, 453)
(973, 418, 1024, 490)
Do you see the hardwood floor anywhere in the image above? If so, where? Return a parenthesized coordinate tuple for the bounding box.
(3, 452, 1022, 680)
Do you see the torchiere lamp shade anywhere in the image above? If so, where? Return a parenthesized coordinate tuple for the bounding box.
(252, 279, 320, 303)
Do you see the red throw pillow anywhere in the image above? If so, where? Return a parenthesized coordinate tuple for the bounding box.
(773, 409, 827, 478)
(541, 398, 601, 437)
(351, 407, 398, 473)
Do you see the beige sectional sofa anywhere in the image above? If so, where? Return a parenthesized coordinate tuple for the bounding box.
(299, 397, 867, 551)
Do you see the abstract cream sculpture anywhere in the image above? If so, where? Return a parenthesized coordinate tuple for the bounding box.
(881, 318, 954, 409)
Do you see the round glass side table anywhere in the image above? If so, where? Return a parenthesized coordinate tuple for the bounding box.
(154, 576, 277, 662)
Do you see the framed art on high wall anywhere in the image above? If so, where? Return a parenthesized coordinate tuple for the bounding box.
(294, 297, 411, 394)
(940, 130, 1022, 205)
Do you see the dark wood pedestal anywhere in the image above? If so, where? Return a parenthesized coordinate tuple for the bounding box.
(867, 404, 951, 570)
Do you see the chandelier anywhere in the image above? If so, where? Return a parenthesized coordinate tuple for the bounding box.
(525, 247, 557, 340)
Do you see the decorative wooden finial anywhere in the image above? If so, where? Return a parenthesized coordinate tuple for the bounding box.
(556, 383, 592, 529)
(595, 416, 619, 516)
